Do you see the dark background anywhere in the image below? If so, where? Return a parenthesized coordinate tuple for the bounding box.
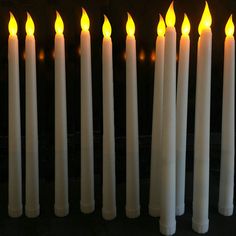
(0, 1, 235, 235)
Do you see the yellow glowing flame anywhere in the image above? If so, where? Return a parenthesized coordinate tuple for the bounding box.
(26, 13, 35, 36)
(165, 2, 176, 27)
(198, 2, 212, 35)
(157, 14, 166, 36)
(225, 15, 234, 37)
(102, 15, 112, 38)
(126, 13, 135, 36)
(81, 8, 90, 31)
(8, 12, 18, 36)
(55, 11, 64, 34)
(181, 14, 190, 36)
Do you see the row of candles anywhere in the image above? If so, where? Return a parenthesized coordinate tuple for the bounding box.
(5, 1, 234, 235)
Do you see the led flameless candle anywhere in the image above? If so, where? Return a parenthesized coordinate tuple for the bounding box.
(149, 14, 165, 217)
(80, 8, 95, 214)
(218, 15, 235, 216)
(54, 11, 69, 217)
(8, 12, 22, 218)
(192, 2, 212, 233)
(25, 13, 40, 218)
(176, 14, 190, 216)
(125, 13, 140, 219)
(102, 15, 117, 220)
(160, 2, 176, 235)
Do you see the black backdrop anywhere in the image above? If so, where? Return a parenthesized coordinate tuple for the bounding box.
(0, 0, 235, 181)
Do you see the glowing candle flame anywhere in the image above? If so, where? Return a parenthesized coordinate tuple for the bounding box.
(81, 8, 90, 31)
(165, 2, 176, 27)
(126, 13, 135, 36)
(157, 14, 166, 37)
(55, 11, 64, 34)
(198, 2, 212, 35)
(26, 12, 35, 36)
(225, 15, 234, 37)
(102, 15, 112, 38)
(181, 14, 190, 36)
(8, 12, 18, 36)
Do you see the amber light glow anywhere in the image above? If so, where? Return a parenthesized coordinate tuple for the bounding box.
(103, 15, 112, 38)
(165, 2, 176, 27)
(126, 13, 135, 36)
(181, 14, 190, 36)
(81, 8, 90, 31)
(26, 12, 35, 36)
(157, 14, 166, 37)
(225, 15, 234, 37)
(8, 12, 18, 36)
(55, 11, 64, 34)
(139, 49, 145, 62)
(198, 2, 212, 35)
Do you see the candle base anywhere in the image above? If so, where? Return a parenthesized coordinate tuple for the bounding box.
(80, 201, 95, 214)
(54, 204, 69, 217)
(218, 205, 234, 216)
(159, 221, 176, 236)
(102, 208, 117, 220)
(25, 205, 40, 218)
(192, 218, 209, 234)
(8, 205, 23, 218)
(125, 206, 140, 218)
(148, 206, 160, 217)
(176, 204, 185, 216)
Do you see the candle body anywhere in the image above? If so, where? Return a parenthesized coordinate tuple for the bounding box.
(102, 37, 116, 220)
(192, 28, 212, 234)
(8, 35, 22, 217)
(25, 35, 40, 217)
(54, 34, 69, 217)
(176, 35, 190, 216)
(149, 35, 165, 217)
(160, 27, 176, 236)
(218, 36, 235, 216)
(126, 35, 140, 218)
(80, 30, 95, 213)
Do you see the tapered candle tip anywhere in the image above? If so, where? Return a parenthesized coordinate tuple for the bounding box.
(81, 7, 90, 31)
(8, 12, 18, 36)
(126, 12, 135, 36)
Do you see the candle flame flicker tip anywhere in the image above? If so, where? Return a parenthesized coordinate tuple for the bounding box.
(198, 1, 212, 35)
(181, 14, 190, 36)
(55, 11, 64, 34)
(26, 12, 35, 36)
(81, 7, 90, 31)
(103, 15, 112, 38)
(157, 14, 166, 36)
(126, 12, 135, 36)
(8, 12, 18, 36)
(165, 1, 176, 27)
(225, 15, 234, 37)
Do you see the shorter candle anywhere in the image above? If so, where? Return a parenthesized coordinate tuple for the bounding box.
(219, 15, 235, 216)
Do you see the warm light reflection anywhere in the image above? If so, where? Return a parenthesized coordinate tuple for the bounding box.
(8, 12, 18, 36)
(123, 51, 126, 60)
(225, 15, 234, 37)
(181, 14, 190, 36)
(81, 8, 90, 31)
(150, 50, 156, 62)
(139, 49, 145, 62)
(102, 15, 112, 38)
(26, 12, 35, 36)
(126, 13, 135, 36)
(38, 49, 45, 61)
(165, 2, 176, 27)
(157, 14, 166, 37)
(55, 11, 64, 34)
(198, 2, 212, 35)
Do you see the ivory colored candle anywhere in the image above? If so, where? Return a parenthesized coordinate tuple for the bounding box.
(159, 3, 176, 235)
(176, 14, 190, 216)
(8, 12, 22, 218)
(54, 12, 69, 217)
(192, 3, 212, 234)
(149, 15, 165, 217)
(125, 13, 140, 218)
(219, 15, 235, 216)
(25, 13, 40, 218)
(80, 8, 95, 213)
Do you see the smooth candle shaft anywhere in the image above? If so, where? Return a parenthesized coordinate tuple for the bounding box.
(80, 30, 95, 213)
(126, 35, 140, 218)
(176, 35, 190, 216)
(149, 35, 165, 217)
(102, 37, 116, 220)
(54, 34, 69, 217)
(160, 27, 176, 236)
(25, 35, 40, 218)
(8, 35, 22, 217)
(193, 28, 212, 234)
(219, 36, 235, 216)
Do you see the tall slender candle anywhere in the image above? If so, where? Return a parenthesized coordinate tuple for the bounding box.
(192, 2, 212, 234)
(149, 15, 165, 217)
(160, 2, 176, 235)
(54, 12, 69, 217)
(176, 14, 190, 216)
(80, 8, 95, 214)
(102, 15, 116, 220)
(8, 12, 22, 218)
(25, 13, 40, 218)
(125, 13, 140, 219)
(219, 15, 235, 216)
